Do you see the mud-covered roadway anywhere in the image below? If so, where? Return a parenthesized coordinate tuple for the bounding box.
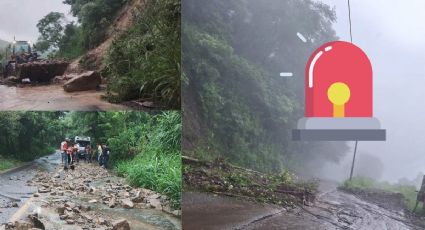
(0, 84, 127, 111)
(0, 152, 181, 230)
(183, 181, 425, 230)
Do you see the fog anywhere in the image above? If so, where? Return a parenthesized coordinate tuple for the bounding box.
(0, 0, 74, 42)
(316, 0, 425, 183)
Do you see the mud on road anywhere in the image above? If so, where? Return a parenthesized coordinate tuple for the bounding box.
(0, 152, 181, 230)
(0, 84, 127, 111)
(183, 185, 425, 230)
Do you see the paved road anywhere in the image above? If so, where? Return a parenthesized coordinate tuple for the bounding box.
(183, 183, 422, 230)
(0, 154, 60, 224)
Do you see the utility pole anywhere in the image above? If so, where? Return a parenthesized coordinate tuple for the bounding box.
(349, 141, 358, 181)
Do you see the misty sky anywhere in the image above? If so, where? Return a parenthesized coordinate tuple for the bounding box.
(315, 0, 425, 182)
(0, 0, 74, 42)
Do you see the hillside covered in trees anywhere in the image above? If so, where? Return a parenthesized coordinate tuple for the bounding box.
(36, 0, 181, 108)
(0, 111, 182, 207)
(182, 0, 348, 174)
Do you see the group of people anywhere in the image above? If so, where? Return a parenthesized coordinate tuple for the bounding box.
(60, 138, 111, 170)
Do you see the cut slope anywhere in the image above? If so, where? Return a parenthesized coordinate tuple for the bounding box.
(66, 0, 145, 74)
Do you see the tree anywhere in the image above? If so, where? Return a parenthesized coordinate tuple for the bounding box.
(63, 0, 128, 49)
(183, 0, 347, 173)
(36, 12, 66, 52)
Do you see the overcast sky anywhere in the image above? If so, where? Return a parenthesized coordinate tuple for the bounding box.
(0, 0, 74, 42)
(315, 0, 425, 182)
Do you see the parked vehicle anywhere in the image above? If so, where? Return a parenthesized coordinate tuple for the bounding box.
(74, 136, 91, 161)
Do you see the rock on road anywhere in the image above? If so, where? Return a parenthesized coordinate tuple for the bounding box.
(0, 152, 181, 230)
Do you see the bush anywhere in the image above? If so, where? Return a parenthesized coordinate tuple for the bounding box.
(105, 0, 181, 108)
(114, 112, 182, 208)
(116, 148, 182, 208)
(0, 156, 19, 171)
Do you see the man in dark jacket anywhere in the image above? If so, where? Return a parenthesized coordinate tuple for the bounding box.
(102, 144, 110, 169)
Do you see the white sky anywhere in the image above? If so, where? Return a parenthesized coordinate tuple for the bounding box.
(317, 0, 425, 182)
(0, 0, 75, 42)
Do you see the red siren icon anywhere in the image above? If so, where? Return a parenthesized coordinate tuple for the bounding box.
(293, 41, 386, 141)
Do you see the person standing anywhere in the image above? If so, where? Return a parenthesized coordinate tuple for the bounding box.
(60, 138, 69, 170)
(102, 144, 110, 169)
(85, 145, 92, 163)
(97, 144, 103, 166)
(73, 143, 79, 163)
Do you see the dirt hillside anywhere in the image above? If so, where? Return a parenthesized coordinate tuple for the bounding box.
(66, 0, 145, 74)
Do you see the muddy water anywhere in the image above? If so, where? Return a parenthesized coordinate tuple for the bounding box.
(0, 85, 127, 111)
(183, 187, 422, 230)
(30, 197, 180, 230)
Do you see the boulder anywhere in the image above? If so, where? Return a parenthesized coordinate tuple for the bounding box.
(38, 188, 51, 193)
(109, 197, 117, 208)
(112, 219, 130, 230)
(149, 199, 162, 210)
(97, 218, 107, 225)
(66, 219, 75, 225)
(14, 220, 33, 230)
(63, 71, 101, 92)
(57, 206, 65, 215)
(121, 199, 134, 209)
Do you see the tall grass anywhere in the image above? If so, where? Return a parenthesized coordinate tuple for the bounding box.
(104, 0, 181, 108)
(114, 112, 182, 208)
(116, 149, 181, 208)
(0, 156, 19, 171)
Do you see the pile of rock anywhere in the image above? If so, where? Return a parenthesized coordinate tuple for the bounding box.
(3, 220, 41, 230)
(21, 162, 180, 229)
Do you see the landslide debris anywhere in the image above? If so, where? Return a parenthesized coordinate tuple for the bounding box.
(183, 156, 318, 207)
(3, 162, 180, 230)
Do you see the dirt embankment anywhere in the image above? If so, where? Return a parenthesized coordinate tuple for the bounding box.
(183, 156, 318, 207)
(67, 0, 145, 74)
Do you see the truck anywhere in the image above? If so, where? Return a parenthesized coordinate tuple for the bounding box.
(74, 136, 91, 161)
(1, 39, 68, 82)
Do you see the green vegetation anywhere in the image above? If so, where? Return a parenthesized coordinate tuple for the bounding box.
(36, 12, 67, 52)
(184, 157, 318, 206)
(63, 111, 182, 208)
(37, 0, 127, 58)
(0, 112, 64, 161)
(35, 0, 181, 108)
(183, 0, 347, 173)
(0, 39, 8, 64)
(0, 156, 19, 172)
(115, 112, 181, 208)
(104, 0, 181, 108)
(341, 177, 418, 212)
(0, 111, 182, 208)
(63, 0, 129, 50)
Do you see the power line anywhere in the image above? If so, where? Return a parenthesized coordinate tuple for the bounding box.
(348, 0, 353, 43)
